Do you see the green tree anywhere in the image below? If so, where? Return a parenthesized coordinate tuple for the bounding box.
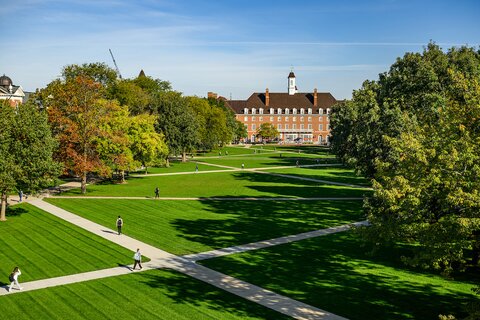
(0, 101, 61, 221)
(234, 120, 248, 143)
(129, 114, 169, 174)
(153, 91, 200, 162)
(256, 123, 279, 141)
(62, 62, 118, 88)
(335, 43, 480, 274)
(109, 80, 150, 115)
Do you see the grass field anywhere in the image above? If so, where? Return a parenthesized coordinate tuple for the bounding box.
(264, 166, 371, 186)
(131, 161, 229, 175)
(0, 204, 134, 284)
(44, 199, 364, 255)
(0, 269, 288, 320)
(201, 231, 477, 320)
(197, 154, 338, 169)
(60, 171, 370, 198)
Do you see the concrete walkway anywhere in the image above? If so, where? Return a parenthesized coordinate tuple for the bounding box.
(47, 195, 364, 201)
(6, 198, 351, 320)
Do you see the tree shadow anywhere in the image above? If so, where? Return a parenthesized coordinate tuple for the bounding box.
(6, 206, 28, 217)
(201, 232, 477, 320)
(171, 200, 365, 250)
(136, 269, 292, 319)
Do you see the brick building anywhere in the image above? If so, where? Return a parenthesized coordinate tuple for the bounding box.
(221, 71, 338, 144)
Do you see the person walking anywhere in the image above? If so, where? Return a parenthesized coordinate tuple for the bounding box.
(8, 267, 22, 292)
(241, 163, 245, 170)
(296, 160, 300, 167)
(116, 216, 123, 235)
(154, 187, 159, 199)
(18, 190, 23, 203)
(195, 163, 199, 173)
(132, 248, 143, 270)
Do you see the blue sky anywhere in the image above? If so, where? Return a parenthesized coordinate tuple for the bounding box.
(2, 0, 479, 99)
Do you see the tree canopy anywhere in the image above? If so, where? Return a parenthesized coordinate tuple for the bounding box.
(330, 43, 480, 274)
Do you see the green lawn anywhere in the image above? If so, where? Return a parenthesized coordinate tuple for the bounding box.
(60, 171, 370, 198)
(0, 269, 288, 320)
(201, 231, 476, 320)
(194, 146, 271, 157)
(197, 153, 338, 169)
(45, 199, 364, 255)
(0, 204, 134, 284)
(264, 166, 371, 187)
(131, 161, 229, 174)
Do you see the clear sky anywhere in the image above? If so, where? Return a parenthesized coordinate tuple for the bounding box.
(1, 0, 479, 99)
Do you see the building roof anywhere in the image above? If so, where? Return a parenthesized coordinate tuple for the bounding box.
(288, 71, 295, 78)
(226, 92, 337, 114)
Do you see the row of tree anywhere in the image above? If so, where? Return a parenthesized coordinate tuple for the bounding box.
(330, 43, 480, 275)
(0, 63, 248, 210)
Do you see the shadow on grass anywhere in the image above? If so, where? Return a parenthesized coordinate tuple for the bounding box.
(6, 206, 28, 217)
(138, 269, 291, 319)
(171, 200, 364, 250)
(201, 232, 477, 320)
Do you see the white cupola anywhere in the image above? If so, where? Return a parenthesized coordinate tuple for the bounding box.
(288, 71, 297, 95)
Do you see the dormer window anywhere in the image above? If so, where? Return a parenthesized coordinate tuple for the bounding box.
(252, 108, 256, 114)
(285, 108, 290, 115)
(244, 108, 248, 114)
(300, 108, 305, 114)
(293, 108, 297, 114)
(319, 109, 324, 114)
(259, 108, 264, 115)
(327, 108, 331, 115)
(308, 108, 312, 114)
(270, 108, 274, 114)
(277, 108, 282, 114)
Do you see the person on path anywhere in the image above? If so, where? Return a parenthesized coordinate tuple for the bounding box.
(132, 248, 143, 270)
(296, 160, 300, 167)
(195, 163, 199, 173)
(154, 187, 160, 199)
(116, 216, 123, 235)
(18, 190, 23, 203)
(8, 267, 22, 292)
(241, 163, 245, 170)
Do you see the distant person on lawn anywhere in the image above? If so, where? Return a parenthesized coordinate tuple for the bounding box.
(154, 187, 160, 199)
(8, 267, 22, 292)
(132, 249, 143, 270)
(18, 190, 23, 203)
(116, 216, 123, 235)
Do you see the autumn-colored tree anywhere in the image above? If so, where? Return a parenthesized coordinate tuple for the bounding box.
(41, 76, 119, 193)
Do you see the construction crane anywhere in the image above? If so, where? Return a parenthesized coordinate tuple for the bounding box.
(109, 49, 123, 79)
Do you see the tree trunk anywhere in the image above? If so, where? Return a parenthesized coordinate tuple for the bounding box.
(182, 151, 187, 162)
(120, 170, 126, 183)
(81, 172, 87, 194)
(166, 158, 170, 167)
(145, 165, 148, 175)
(0, 192, 7, 221)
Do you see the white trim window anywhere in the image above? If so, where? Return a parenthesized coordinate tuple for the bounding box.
(252, 108, 256, 114)
(270, 108, 274, 114)
(308, 108, 312, 114)
(244, 108, 248, 114)
(308, 117, 312, 122)
(259, 108, 264, 115)
(277, 116, 281, 122)
(259, 116, 263, 121)
(293, 117, 297, 122)
(300, 116, 304, 122)
(292, 124, 296, 129)
(277, 108, 282, 114)
(300, 108, 305, 114)
(308, 124, 312, 129)
(285, 124, 289, 129)
(252, 124, 256, 130)
(293, 108, 297, 115)
(300, 124, 304, 130)
(252, 116, 256, 121)
(278, 124, 282, 130)
(319, 124, 323, 130)
(244, 116, 248, 121)
(270, 116, 274, 121)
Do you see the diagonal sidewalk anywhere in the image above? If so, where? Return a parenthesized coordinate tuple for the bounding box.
(7, 199, 351, 320)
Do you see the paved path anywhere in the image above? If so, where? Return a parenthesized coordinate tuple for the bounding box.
(4, 198, 351, 319)
(183, 221, 368, 261)
(47, 196, 364, 201)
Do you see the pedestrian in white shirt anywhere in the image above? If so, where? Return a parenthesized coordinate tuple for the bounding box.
(8, 267, 23, 292)
(132, 248, 143, 270)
